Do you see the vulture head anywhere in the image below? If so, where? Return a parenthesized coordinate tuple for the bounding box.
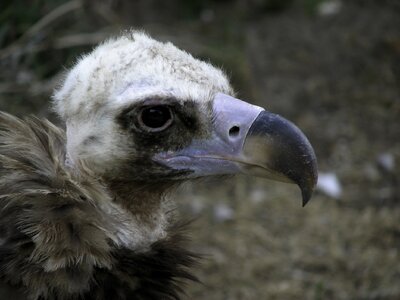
(0, 31, 317, 299)
(53, 31, 316, 203)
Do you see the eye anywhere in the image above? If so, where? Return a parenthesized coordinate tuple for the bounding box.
(138, 105, 174, 132)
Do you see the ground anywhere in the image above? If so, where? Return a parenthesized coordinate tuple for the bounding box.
(0, 0, 399, 299)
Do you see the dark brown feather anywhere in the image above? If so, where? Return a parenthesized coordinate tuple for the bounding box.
(0, 112, 200, 300)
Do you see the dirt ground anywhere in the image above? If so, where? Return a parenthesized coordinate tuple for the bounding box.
(0, 0, 399, 299)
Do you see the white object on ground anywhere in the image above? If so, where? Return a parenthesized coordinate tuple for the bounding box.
(213, 203, 234, 222)
(377, 153, 395, 172)
(317, 172, 342, 198)
(318, 0, 342, 16)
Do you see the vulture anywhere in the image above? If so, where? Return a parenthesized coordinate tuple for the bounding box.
(0, 31, 317, 300)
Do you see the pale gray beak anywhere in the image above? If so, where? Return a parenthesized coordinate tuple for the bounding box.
(155, 93, 318, 206)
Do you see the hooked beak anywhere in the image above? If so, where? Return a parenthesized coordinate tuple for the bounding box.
(155, 93, 318, 206)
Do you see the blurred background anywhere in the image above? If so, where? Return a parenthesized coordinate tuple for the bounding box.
(0, 0, 399, 299)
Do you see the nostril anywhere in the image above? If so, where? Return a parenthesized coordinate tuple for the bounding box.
(229, 126, 240, 138)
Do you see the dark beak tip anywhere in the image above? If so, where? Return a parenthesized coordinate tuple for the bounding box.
(301, 188, 312, 207)
(241, 108, 319, 207)
(300, 166, 318, 207)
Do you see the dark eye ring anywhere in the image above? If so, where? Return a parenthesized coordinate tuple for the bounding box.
(138, 105, 174, 132)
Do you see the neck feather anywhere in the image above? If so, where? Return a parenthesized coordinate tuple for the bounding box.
(101, 178, 179, 251)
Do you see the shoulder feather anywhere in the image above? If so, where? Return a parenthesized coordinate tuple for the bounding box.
(0, 112, 113, 299)
(0, 112, 200, 299)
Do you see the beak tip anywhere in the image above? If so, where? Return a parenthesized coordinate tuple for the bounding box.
(302, 190, 311, 207)
(300, 170, 318, 207)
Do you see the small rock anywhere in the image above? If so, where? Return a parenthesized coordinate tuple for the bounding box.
(377, 153, 395, 172)
(213, 203, 234, 222)
(317, 172, 342, 198)
(318, 0, 342, 16)
(250, 189, 266, 204)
